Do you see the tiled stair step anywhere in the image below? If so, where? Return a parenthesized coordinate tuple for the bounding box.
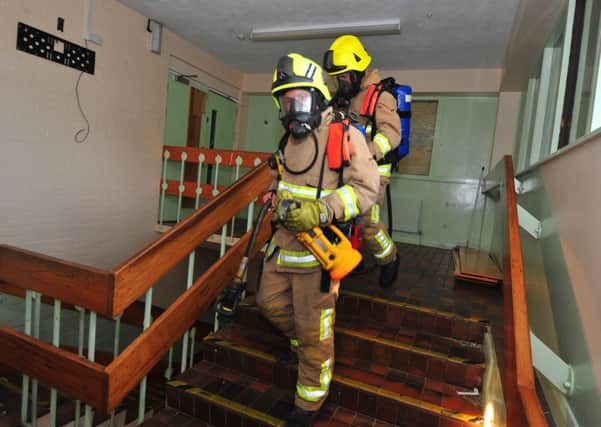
(166, 360, 474, 427)
(233, 305, 484, 389)
(140, 407, 211, 426)
(239, 292, 487, 346)
(235, 302, 485, 363)
(336, 290, 488, 344)
(201, 327, 483, 425)
(205, 326, 482, 413)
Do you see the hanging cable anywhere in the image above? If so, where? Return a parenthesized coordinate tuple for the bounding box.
(74, 41, 90, 143)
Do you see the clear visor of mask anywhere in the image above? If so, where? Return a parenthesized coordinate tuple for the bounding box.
(278, 89, 314, 115)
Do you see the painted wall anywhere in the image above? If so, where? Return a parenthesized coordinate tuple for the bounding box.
(244, 95, 281, 153)
(490, 92, 522, 167)
(502, 0, 567, 91)
(242, 68, 503, 94)
(390, 96, 499, 248)
(243, 93, 498, 249)
(0, 0, 243, 269)
(161, 74, 239, 222)
(509, 138, 601, 426)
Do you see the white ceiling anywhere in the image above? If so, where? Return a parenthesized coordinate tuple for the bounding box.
(118, 0, 520, 73)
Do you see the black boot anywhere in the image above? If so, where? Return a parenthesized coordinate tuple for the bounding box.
(273, 347, 298, 365)
(285, 406, 318, 427)
(379, 255, 400, 288)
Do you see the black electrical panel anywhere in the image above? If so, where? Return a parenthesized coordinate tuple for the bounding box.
(16, 22, 95, 74)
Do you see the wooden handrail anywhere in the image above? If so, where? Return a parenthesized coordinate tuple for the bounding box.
(111, 162, 272, 316)
(497, 155, 547, 426)
(105, 211, 272, 411)
(0, 160, 272, 318)
(0, 154, 274, 413)
(0, 326, 107, 409)
(0, 246, 114, 315)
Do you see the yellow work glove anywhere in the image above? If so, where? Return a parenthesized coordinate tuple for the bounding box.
(282, 198, 333, 232)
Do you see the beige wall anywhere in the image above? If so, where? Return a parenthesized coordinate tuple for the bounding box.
(0, 0, 242, 269)
(490, 92, 522, 168)
(538, 137, 601, 393)
(502, 0, 566, 91)
(243, 68, 503, 94)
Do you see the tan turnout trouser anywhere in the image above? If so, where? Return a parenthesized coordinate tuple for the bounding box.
(256, 254, 339, 411)
(361, 175, 397, 265)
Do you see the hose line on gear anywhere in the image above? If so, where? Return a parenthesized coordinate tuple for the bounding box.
(215, 197, 273, 324)
(277, 130, 320, 175)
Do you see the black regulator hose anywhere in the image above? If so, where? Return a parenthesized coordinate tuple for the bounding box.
(216, 198, 273, 321)
(278, 130, 319, 175)
(386, 183, 393, 236)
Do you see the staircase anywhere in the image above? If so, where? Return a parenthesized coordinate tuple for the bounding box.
(150, 254, 492, 427)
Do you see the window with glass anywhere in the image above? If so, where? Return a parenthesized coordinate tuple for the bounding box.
(571, 0, 601, 140)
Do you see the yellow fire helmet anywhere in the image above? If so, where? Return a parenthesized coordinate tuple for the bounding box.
(323, 35, 372, 76)
(271, 53, 331, 109)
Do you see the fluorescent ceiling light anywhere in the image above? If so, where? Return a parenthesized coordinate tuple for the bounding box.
(250, 19, 400, 41)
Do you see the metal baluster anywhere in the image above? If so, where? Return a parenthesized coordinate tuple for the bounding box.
(248, 158, 263, 233)
(176, 151, 188, 222)
(179, 153, 205, 373)
(74, 306, 86, 427)
(180, 249, 196, 373)
(20, 290, 33, 426)
(212, 155, 222, 197)
(84, 311, 97, 427)
(30, 291, 41, 427)
(195, 153, 205, 210)
(165, 348, 174, 381)
(159, 150, 170, 225)
(109, 313, 123, 427)
(188, 328, 197, 368)
(137, 288, 153, 425)
(49, 299, 62, 427)
(230, 156, 243, 239)
(240, 157, 264, 304)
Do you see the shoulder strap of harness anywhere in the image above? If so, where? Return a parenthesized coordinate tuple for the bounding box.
(359, 77, 397, 118)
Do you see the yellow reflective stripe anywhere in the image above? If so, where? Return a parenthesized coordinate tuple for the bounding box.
(319, 308, 334, 341)
(373, 132, 392, 156)
(296, 385, 326, 401)
(290, 338, 298, 348)
(366, 124, 373, 138)
(296, 359, 333, 402)
(265, 240, 277, 258)
(335, 185, 359, 221)
(277, 181, 333, 200)
(371, 204, 380, 224)
(378, 164, 392, 177)
(319, 359, 333, 389)
(277, 249, 320, 267)
(374, 229, 394, 259)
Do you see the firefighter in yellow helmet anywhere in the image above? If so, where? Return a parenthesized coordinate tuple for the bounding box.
(256, 53, 379, 426)
(323, 35, 401, 288)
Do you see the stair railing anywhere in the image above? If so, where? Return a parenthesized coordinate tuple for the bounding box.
(0, 152, 273, 426)
(483, 155, 548, 426)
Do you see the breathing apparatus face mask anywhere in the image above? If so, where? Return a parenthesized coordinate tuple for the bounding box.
(278, 88, 323, 139)
(331, 71, 362, 106)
